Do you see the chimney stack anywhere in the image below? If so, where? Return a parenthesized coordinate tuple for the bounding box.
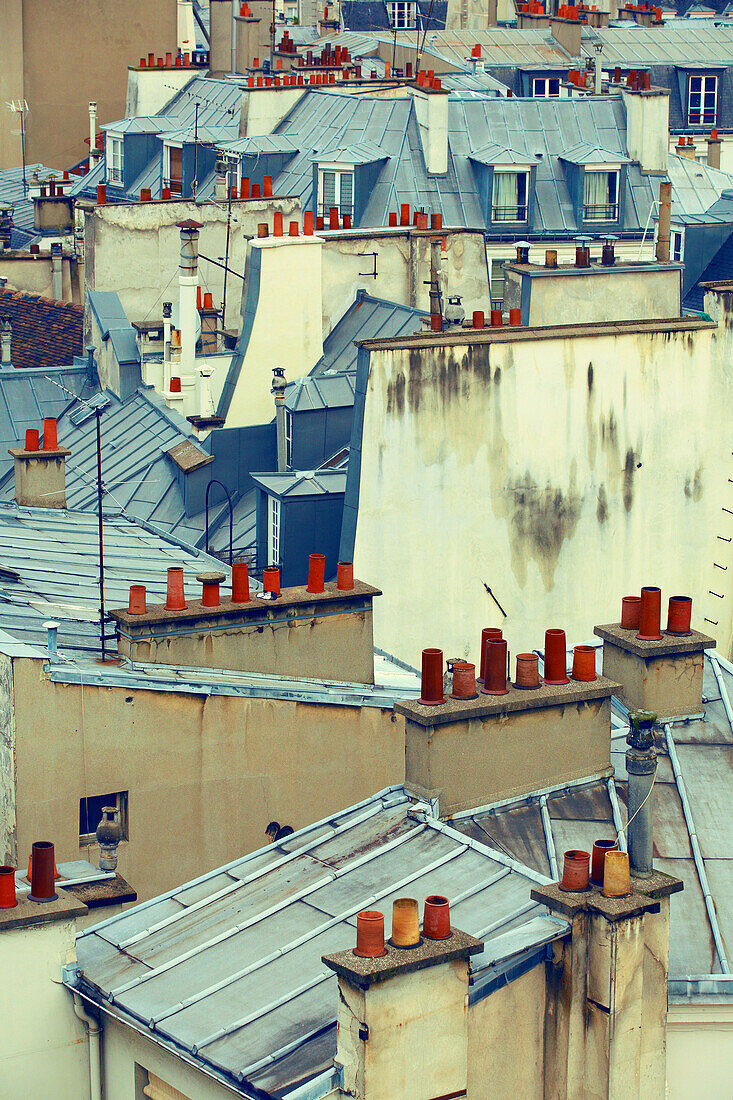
(707, 128, 722, 170)
(9, 419, 70, 508)
(176, 220, 202, 408)
(51, 241, 63, 300)
(621, 83, 669, 173)
(88, 101, 97, 160)
(626, 711, 657, 877)
(594, 590, 714, 718)
(0, 205, 12, 250)
(272, 367, 288, 471)
(656, 179, 671, 263)
(1, 315, 11, 366)
(323, 898, 482, 1100)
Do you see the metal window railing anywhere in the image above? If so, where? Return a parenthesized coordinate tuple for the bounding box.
(492, 205, 528, 223)
(583, 202, 619, 221)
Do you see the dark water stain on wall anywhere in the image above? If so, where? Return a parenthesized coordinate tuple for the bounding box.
(622, 449, 636, 512)
(683, 465, 704, 501)
(597, 484, 608, 524)
(506, 473, 583, 590)
(386, 370, 405, 416)
(587, 362, 594, 394)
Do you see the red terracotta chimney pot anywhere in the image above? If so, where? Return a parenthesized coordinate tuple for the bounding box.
(307, 553, 326, 593)
(423, 895, 451, 939)
(637, 586, 663, 640)
(481, 638, 509, 695)
(666, 595, 692, 636)
(620, 594, 642, 629)
(28, 841, 58, 903)
(263, 567, 281, 596)
(128, 584, 147, 615)
(543, 628, 569, 685)
(560, 849, 590, 892)
(25, 429, 39, 451)
(354, 909, 387, 957)
(337, 562, 354, 590)
(165, 566, 186, 611)
(419, 647, 445, 705)
(42, 418, 58, 450)
(232, 562, 250, 602)
(0, 866, 16, 909)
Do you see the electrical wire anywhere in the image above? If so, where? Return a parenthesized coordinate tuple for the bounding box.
(616, 768, 656, 840)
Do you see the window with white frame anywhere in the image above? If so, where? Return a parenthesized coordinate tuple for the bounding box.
(688, 74, 717, 126)
(106, 135, 123, 184)
(164, 144, 183, 195)
(491, 170, 529, 223)
(317, 166, 354, 219)
(388, 1, 417, 27)
(268, 494, 280, 566)
(583, 169, 619, 221)
(532, 77, 561, 97)
(671, 229, 684, 262)
(490, 258, 506, 308)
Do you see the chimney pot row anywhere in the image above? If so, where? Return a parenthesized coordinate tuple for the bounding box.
(354, 895, 452, 957)
(618, 588, 693, 637)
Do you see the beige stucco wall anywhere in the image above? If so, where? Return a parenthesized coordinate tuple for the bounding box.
(119, 599, 376, 684)
(467, 963, 545, 1098)
(9, 657, 404, 901)
(600, 643, 704, 719)
(0, 912, 90, 1099)
(406, 697, 611, 815)
(0, 0, 177, 170)
(320, 231, 490, 342)
(0, 254, 79, 302)
(511, 266, 681, 327)
(103, 1014, 238, 1099)
(666, 1002, 733, 1099)
(125, 67, 195, 119)
(83, 196, 302, 338)
(353, 315, 733, 668)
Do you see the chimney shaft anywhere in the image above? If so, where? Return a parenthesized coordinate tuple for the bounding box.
(177, 221, 201, 385)
(89, 101, 97, 158)
(162, 301, 172, 389)
(51, 241, 63, 301)
(272, 367, 288, 472)
(656, 179, 671, 263)
(1, 315, 11, 366)
(9, 420, 70, 508)
(626, 711, 657, 877)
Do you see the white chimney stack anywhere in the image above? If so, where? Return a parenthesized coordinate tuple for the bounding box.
(89, 101, 97, 158)
(162, 301, 172, 389)
(1, 315, 11, 366)
(177, 220, 201, 412)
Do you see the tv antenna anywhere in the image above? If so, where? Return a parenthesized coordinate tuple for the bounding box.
(5, 100, 28, 198)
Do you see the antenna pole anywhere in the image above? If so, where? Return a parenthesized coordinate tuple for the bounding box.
(193, 102, 199, 198)
(96, 408, 106, 662)
(222, 182, 232, 349)
(19, 102, 27, 199)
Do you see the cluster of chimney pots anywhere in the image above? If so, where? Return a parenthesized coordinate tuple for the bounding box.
(354, 894, 453, 957)
(416, 585, 693, 898)
(127, 553, 354, 615)
(0, 841, 60, 910)
(23, 417, 59, 451)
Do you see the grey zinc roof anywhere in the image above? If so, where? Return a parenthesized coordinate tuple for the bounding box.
(0, 164, 58, 238)
(559, 142, 632, 165)
(69, 786, 558, 1098)
(251, 468, 348, 498)
(0, 503, 228, 655)
(0, 362, 96, 481)
(452, 649, 733, 998)
(0, 385, 255, 559)
(285, 292, 426, 412)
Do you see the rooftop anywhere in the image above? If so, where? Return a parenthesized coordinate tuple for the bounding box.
(67, 786, 560, 1097)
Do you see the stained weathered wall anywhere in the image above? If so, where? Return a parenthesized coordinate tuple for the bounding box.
(468, 963, 546, 1098)
(10, 658, 404, 902)
(102, 1015, 236, 1100)
(0, 254, 79, 303)
(0, 904, 90, 1099)
(666, 1001, 733, 1099)
(0, 0, 177, 170)
(83, 195, 302, 336)
(0, 653, 17, 866)
(351, 313, 733, 666)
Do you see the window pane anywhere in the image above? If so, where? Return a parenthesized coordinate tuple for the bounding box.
(339, 171, 353, 215)
(549, 79, 560, 96)
(322, 171, 336, 207)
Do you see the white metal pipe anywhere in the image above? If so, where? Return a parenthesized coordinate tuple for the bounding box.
(73, 993, 102, 1100)
(88, 102, 97, 158)
(539, 795, 558, 880)
(607, 777, 628, 852)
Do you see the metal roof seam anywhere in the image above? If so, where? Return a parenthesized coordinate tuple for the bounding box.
(664, 721, 730, 976)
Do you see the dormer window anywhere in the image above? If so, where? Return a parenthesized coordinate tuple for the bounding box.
(164, 143, 183, 196)
(106, 135, 123, 185)
(688, 75, 717, 126)
(318, 166, 354, 219)
(492, 170, 529, 223)
(583, 169, 619, 222)
(388, 1, 417, 27)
